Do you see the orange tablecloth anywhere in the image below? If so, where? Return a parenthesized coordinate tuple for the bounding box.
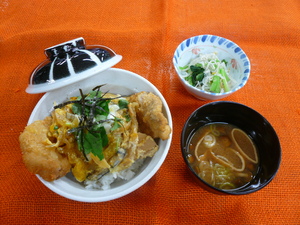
(1, 0, 299, 224)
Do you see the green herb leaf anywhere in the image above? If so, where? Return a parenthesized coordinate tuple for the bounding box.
(125, 114, 131, 122)
(79, 130, 105, 160)
(118, 99, 129, 109)
(221, 59, 228, 66)
(111, 118, 121, 131)
(185, 76, 194, 86)
(190, 65, 205, 85)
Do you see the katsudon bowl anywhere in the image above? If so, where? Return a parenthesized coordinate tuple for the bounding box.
(181, 101, 281, 195)
(27, 68, 173, 202)
(24, 38, 172, 202)
(28, 68, 172, 202)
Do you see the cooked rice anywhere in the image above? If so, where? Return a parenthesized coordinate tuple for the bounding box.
(84, 158, 145, 190)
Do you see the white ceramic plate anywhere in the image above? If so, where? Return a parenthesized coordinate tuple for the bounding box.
(28, 68, 173, 202)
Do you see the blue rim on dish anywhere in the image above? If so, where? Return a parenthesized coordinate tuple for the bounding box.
(173, 35, 251, 96)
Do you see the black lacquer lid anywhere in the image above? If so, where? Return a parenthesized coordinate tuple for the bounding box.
(26, 37, 122, 93)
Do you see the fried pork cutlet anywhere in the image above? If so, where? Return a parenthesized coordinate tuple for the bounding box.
(129, 92, 171, 140)
(19, 117, 71, 181)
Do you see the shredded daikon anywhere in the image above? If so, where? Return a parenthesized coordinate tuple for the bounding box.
(180, 53, 236, 93)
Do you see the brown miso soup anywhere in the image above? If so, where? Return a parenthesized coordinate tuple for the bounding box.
(187, 123, 259, 190)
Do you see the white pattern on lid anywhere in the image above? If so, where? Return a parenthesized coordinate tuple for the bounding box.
(26, 37, 122, 94)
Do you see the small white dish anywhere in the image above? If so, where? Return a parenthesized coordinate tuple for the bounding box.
(28, 68, 173, 202)
(173, 35, 251, 100)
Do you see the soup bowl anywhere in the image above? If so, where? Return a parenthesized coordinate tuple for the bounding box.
(181, 101, 281, 195)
